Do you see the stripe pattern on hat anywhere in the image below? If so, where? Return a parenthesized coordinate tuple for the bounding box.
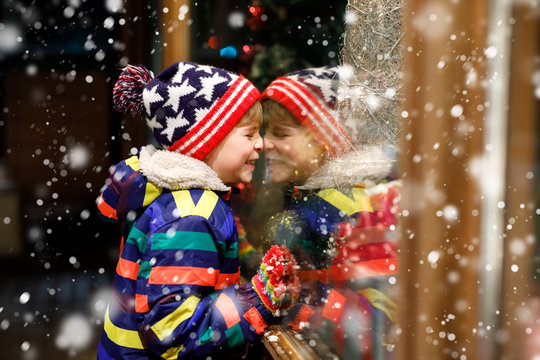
(261, 66, 352, 158)
(169, 76, 259, 160)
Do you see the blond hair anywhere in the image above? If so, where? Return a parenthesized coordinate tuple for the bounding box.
(262, 98, 325, 154)
(237, 101, 263, 127)
(262, 99, 300, 128)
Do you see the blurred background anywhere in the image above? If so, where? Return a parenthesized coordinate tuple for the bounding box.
(0, 0, 346, 358)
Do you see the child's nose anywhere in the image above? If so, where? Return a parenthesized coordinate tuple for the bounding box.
(263, 136, 274, 150)
(254, 134, 263, 152)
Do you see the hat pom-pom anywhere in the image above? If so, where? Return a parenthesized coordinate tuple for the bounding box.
(113, 64, 154, 118)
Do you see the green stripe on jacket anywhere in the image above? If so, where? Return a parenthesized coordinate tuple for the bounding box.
(151, 231, 217, 252)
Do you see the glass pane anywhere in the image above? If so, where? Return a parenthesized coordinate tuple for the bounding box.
(249, 1, 403, 358)
(0, 0, 404, 359)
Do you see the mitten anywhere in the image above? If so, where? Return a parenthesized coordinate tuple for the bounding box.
(252, 245, 300, 314)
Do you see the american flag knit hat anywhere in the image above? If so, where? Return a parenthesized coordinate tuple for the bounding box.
(113, 62, 260, 160)
(260, 66, 353, 158)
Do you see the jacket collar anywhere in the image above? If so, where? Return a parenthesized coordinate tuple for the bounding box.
(138, 145, 230, 191)
(300, 146, 394, 190)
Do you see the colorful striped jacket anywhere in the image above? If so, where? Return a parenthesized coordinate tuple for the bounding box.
(266, 181, 401, 282)
(97, 146, 273, 359)
(279, 181, 401, 358)
(262, 146, 401, 359)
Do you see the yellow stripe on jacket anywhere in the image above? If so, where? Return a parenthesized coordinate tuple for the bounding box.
(104, 306, 145, 349)
(172, 190, 219, 219)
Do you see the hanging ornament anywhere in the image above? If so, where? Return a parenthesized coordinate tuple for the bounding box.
(246, 1, 267, 31)
(207, 36, 219, 49)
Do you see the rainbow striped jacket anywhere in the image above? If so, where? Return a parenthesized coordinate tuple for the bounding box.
(96, 146, 272, 359)
(271, 180, 402, 359)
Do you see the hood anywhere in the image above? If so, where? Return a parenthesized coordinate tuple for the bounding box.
(97, 145, 229, 221)
(301, 146, 395, 190)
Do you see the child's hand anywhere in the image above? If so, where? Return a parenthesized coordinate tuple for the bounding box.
(252, 245, 300, 314)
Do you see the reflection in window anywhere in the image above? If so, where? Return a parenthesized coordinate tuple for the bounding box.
(251, 1, 404, 358)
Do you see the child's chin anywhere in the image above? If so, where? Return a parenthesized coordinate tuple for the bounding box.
(236, 173, 253, 185)
(269, 172, 291, 184)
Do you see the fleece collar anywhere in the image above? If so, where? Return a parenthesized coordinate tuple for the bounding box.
(301, 146, 394, 190)
(138, 145, 230, 191)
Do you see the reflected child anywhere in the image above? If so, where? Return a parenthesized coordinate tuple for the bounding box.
(263, 99, 327, 185)
(260, 66, 401, 358)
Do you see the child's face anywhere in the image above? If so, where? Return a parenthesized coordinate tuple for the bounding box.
(264, 120, 326, 184)
(204, 105, 263, 186)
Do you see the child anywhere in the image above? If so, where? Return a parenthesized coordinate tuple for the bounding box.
(260, 66, 401, 358)
(96, 62, 299, 359)
(262, 98, 328, 185)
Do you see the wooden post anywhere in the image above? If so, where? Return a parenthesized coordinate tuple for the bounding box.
(160, 0, 191, 67)
(500, 3, 539, 360)
(397, 1, 489, 358)
(397, 0, 540, 359)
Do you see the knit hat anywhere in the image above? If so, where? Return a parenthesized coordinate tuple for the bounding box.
(261, 66, 352, 158)
(113, 62, 260, 160)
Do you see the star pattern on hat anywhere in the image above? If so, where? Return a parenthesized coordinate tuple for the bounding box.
(305, 76, 337, 105)
(195, 64, 214, 74)
(196, 72, 228, 102)
(289, 66, 334, 80)
(288, 66, 338, 107)
(310, 67, 335, 78)
(154, 65, 233, 141)
(146, 116, 163, 130)
(163, 79, 196, 112)
(161, 109, 190, 142)
(193, 99, 218, 125)
(171, 62, 195, 83)
(143, 85, 164, 116)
